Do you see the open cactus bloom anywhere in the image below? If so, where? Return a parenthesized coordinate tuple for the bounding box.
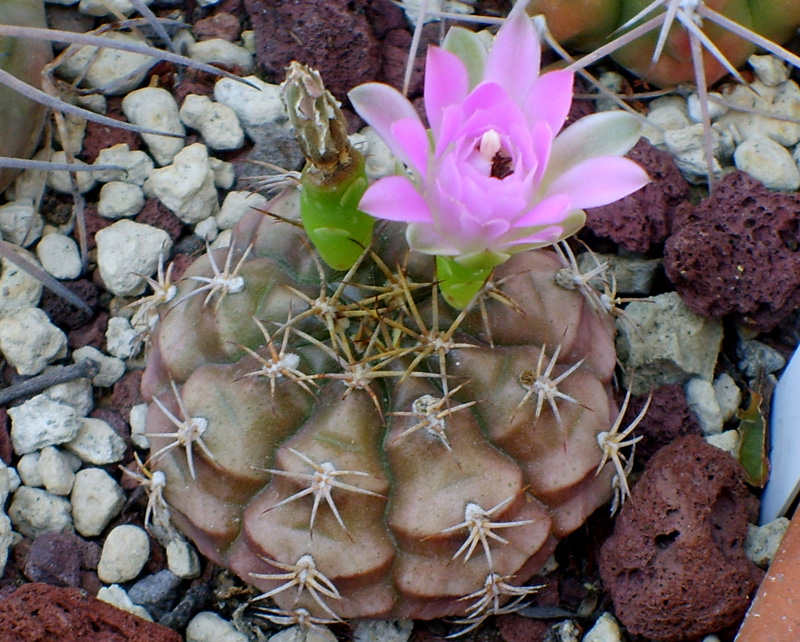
(348, 4, 649, 308)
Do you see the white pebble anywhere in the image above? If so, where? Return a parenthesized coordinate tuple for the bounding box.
(0, 461, 16, 506)
(106, 316, 143, 359)
(97, 181, 145, 219)
(186, 612, 248, 642)
(749, 54, 789, 86)
(97, 584, 153, 620)
(211, 229, 233, 249)
(129, 404, 150, 449)
(685, 378, 724, 435)
(214, 76, 286, 130)
(713, 373, 742, 424)
(189, 39, 253, 73)
(269, 626, 337, 642)
(93, 144, 154, 185)
(217, 191, 267, 230)
(360, 127, 396, 180)
(72, 345, 125, 387)
(210, 157, 235, 189)
(98, 524, 150, 582)
(148, 143, 219, 224)
(734, 136, 800, 191)
(0, 307, 67, 376)
(71, 467, 126, 536)
(664, 124, 723, 183)
(122, 87, 186, 166)
(0, 252, 43, 319)
(705, 429, 740, 457)
(745, 517, 790, 567)
(0, 200, 43, 247)
(17, 452, 43, 487)
(8, 395, 81, 455)
(687, 92, 728, 124)
(583, 612, 623, 642)
(44, 372, 94, 417)
(57, 32, 156, 95)
(194, 216, 218, 242)
(353, 619, 413, 642)
(166, 537, 201, 579)
(79, 0, 153, 16)
(36, 232, 82, 280)
(180, 94, 245, 151)
(45, 151, 97, 194)
(8, 486, 73, 539)
(0, 513, 11, 576)
(66, 417, 127, 465)
(38, 446, 76, 495)
(96, 219, 173, 296)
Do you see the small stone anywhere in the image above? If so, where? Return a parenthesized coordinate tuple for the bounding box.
(189, 39, 253, 73)
(44, 372, 94, 417)
(130, 403, 150, 449)
(713, 373, 742, 423)
(71, 467, 126, 536)
(0, 251, 43, 319)
(97, 584, 154, 621)
(214, 76, 286, 131)
(745, 517, 790, 567)
(166, 537, 201, 579)
(65, 417, 127, 465)
(733, 136, 800, 191)
(551, 620, 581, 642)
(96, 219, 173, 296)
(685, 378, 724, 435)
(583, 612, 623, 642)
(106, 316, 143, 359)
(0, 513, 10, 577)
(36, 232, 82, 279)
(269, 625, 337, 642)
(46, 151, 97, 194)
(8, 486, 73, 539)
(79, 0, 153, 17)
(687, 92, 728, 123)
(0, 199, 43, 247)
(38, 446, 76, 495)
(359, 127, 395, 180)
(616, 292, 723, 395)
(179, 94, 245, 151)
(93, 143, 154, 185)
(664, 124, 723, 183)
(186, 612, 249, 642)
(148, 143, 219, 224)
(98, 181, 146, 219)
(576, 252, 661, 295)
(749, 54, 790, 86)
(17, 452, 43, 486)
(210, 157, 235, 189)
(217, 190, 267, 229)
(98, 524, 150, 583)
(0, 307, 68, 375)
(737, 339, 787, 378)
(8, 395, 81, 455)
(194, 216, 218, 242)
(642, 100, 691, 147)
(24, 531, 82, 587)
(122, 87, 186, 165)
(128, 569, 182, 619)
(353, 619, 413, 642)
(73, 345, 126, 387)
(705, 430, 740, 457)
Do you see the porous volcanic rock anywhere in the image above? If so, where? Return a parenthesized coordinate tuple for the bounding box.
(664, 171, 800, 332)
(599, 434, 762, 641)
(624, 384, 701, 460)
(585, 139, 690, 253)
(23, 532, 100, 587)
(0, 583, 182, 642)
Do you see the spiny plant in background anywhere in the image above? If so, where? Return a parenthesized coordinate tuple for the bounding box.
(140, 6, 650, 631)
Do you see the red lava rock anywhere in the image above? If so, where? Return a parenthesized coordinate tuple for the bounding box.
(585, 140, 690, 253)
(664, 171, 800, 332)
(624, 384, 702, 460)
(0, 583, 182, 642)
(136, 198, 185, 242)
(244, 0, 382, 102)
(68, 310, 109, 351)
(90, 408, 130, 442)
(81, 98, 140, 164)
(23, 532, 101, 587)
(40, 279, 99, 331)
(0, 408, 11, 464)
(193, 12, 241, 41)
(111, 369, 145, 418)
(497, 613, 550, 642)
(598, 434, 762, 641)
(83, 205, 113, 251)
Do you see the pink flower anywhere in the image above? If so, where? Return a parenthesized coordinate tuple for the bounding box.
(348, 5, 649, 270)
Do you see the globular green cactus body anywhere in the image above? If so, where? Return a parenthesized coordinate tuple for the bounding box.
(142, 191, 621, 622)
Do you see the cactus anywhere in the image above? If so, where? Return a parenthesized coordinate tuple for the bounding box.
(139, 193, 629, 623)
(525, 0, 800, 88)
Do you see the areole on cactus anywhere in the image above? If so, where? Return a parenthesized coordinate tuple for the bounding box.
(139, 5, 649, 629)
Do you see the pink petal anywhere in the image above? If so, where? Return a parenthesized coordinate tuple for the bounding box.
(391, 118, 430, 177)
(512, 194, 571, 227)
(424, 47, 469, 138)
(359, 176, 433, 223)
(484, 7, 540, 102)
(544, 157, 650, 209)
(523, 70, 574, 136)
(348, 83, 424, 168)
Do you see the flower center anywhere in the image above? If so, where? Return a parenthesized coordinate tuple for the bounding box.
(478, 129, 513, 180)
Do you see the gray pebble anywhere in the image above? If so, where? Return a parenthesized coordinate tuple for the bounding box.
(129, 569, 182, 619)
